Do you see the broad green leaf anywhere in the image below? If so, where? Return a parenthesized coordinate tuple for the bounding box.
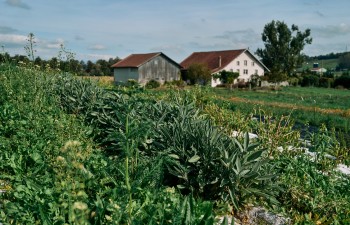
(235, 156, 242, 174)
(168, 154, 180, 159)
(68, 96, 76, 102)
(256, 174, 276, 181)
(246, 150, 263, 162)
(188, 155, 200, 163)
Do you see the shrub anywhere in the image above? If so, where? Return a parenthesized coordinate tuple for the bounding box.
(334, 74, 350, 89)
(301, 74, 319, 87)
(145, 79, 161, 89)
(233, 81, 248, 89)
(126, 79, 139, 87)
(287, 77, 299, 86)
(318, 77, 334, 88)
(154, 100, 278, 209)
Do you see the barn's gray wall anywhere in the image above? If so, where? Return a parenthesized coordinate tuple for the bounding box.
(114, 68, 139, 83)
(138, 55, 180, 84)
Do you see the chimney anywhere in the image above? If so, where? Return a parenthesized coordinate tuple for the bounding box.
(218, 56, 222, 67)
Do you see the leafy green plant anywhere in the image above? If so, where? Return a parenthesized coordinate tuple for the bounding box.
(145, 79, 161, 89)
(153, 100, 278, 211)
(218, 133, 279, 210)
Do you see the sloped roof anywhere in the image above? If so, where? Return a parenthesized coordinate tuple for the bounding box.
(180, 49, 269, 73)
(111, 52, 181, 68)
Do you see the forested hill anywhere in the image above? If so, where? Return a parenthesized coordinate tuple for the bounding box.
(302, 51, 350, 71)
(305, 51, 350, 61)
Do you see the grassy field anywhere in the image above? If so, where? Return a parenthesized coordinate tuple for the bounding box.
(213, 86, 350, 112)
(209, 86, 350, 146)
(302, 58, 339, 70)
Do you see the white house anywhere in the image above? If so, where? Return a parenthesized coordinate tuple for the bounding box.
(180, 49, 269, 87)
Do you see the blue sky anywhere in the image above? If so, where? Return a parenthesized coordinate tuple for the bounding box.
(1, 0, 349, 62)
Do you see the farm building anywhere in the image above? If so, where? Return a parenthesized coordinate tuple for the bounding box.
(111, 52, 181, 85)
(311, 63, 327, 74)
(180, 49, 269, 87)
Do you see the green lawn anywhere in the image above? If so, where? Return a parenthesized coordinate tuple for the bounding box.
(205, 86, 350, 147)
(212, 86, 350, 111)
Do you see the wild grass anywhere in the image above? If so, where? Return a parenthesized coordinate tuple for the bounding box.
(79, 75, 115, 88)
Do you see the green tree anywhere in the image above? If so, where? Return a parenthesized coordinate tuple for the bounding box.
(214, 70, 239, 89)
(186, 63, 211, 85)
(256, 20, 312, 82)
(86, 60, 94, 73)
(338, 52, 350, 69)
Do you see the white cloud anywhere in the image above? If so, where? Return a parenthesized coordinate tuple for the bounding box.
(81, 53, 115, 61)
(37, 38, 65, 49)
(312, 23, 350, 38)
(5, 0, 30, 9)
(88, 44, 107, 50)
(0, 34, 27, 47)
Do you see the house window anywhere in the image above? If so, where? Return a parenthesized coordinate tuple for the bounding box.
(236, 61, 240, 66)
(255, 69, 258, 74)
(237, 69, 240, 74)
(243, 69, 248, 74)
(252, 62, 255, 66)
(244, 60, 247, 66)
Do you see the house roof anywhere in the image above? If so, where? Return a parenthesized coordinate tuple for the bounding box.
(111, 52, 181, 68)
(180, 49, 269, 73)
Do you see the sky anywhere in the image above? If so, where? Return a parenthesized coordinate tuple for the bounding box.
(0, 0, 349, 62)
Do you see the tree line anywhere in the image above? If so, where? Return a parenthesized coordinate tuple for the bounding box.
(0, 52, 120, 76)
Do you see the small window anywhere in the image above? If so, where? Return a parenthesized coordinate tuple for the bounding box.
(236, 69, 240, 74)
(244, 60, 247, 66)
(236, 61, 240, 66)
(255, 69, 258, 74)
(243, 69, 248, 74)
(252, 62, 255, 66)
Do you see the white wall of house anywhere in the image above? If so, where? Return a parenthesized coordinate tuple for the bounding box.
(211, 77, 221, 87)
(211, 51, 266, 87)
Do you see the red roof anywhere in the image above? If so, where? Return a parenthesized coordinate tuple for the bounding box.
(111, 52, 161, 68)
(180, 49, 246, 73)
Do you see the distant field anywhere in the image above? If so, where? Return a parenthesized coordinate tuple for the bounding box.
(209, 87, 350, 135)
(213, 86, 350, 112)
(301, 58, 339, 70)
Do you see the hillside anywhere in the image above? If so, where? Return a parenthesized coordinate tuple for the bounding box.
(301, 51, 350, 71)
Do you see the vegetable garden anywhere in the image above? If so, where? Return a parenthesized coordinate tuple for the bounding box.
(0, 63, 350, 224)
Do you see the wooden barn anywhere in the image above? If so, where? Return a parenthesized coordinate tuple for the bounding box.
(111, 52, 181, 84)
